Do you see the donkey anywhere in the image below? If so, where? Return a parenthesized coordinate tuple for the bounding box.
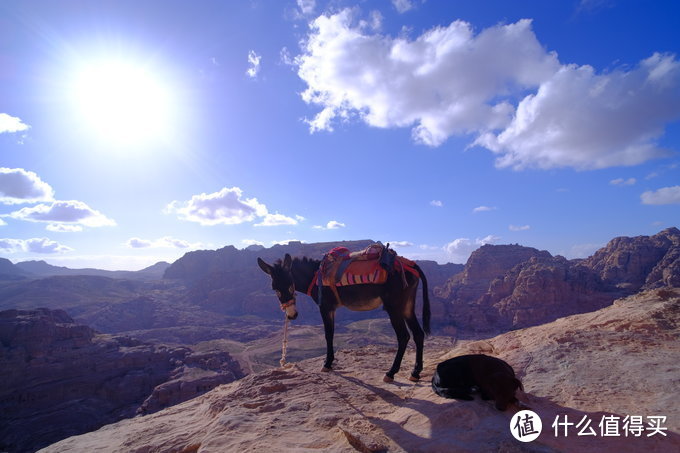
(257, 252, 430, 382)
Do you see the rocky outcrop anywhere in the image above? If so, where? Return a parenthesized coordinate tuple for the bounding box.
(583, 227, 680, 290)
(435, 229, 680, 331)
(0, 309, 243, 453)
(479, 255, 613, 329)
(435, 244, 567, 330)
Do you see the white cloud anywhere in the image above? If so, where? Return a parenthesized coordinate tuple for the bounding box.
(577, 0, 614, 14)
(392, 0, 415, 14)
(0, 168, 55, 205)
(280, 47, 295, 66)
(166, 187, 297, 228)
(126, 237, 152, 248)
(255, 213, 299, 227)
(509, 224, 530, 231)
(166, 187, 267, 226)
(389, 241, 414, 247)
(0, 113, 30, 134)
(9, 200, 115, 228)
(246, 50, 262, 78)
(271, 239, 304, 246)
(313, 220, 346, 230)
(444, 234, 500, 263)
(296, 0, 316, 16)
(473, 205, 496, 213)
(610, 177, 637, 186)
(296, 12, 558, 145)
(563, 242, 603, 259)
(640, 186, 680, 205)
(241, 239, 265, 247)
(46, 223, 83, 233)
(0, 218, 6, 226)
(125, 236, 199, 249)
(0, 237, 72, 254)
(477, 53, 680, 170)
(296, 11, 680, 171)
(430, 200, 443, 207)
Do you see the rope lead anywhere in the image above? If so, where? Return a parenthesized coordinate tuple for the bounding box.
(280, 313, 289, 367)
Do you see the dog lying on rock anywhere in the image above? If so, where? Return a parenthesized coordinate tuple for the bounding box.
(431, 354, 523, 411)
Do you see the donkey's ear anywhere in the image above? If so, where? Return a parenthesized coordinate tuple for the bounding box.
(257, 257, 273, 275)
(283, 253, 292, 270)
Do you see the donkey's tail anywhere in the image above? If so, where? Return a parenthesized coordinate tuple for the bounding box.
(413, 263, 431, 335)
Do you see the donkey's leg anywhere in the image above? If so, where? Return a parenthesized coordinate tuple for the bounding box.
(384, 310, 410, 382)
(320, 308, 335, 371)
(405, 315, 425, 381)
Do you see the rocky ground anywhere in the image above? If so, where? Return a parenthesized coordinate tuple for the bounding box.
(41, 288, 680, 453)
(0, 309, 244, 453)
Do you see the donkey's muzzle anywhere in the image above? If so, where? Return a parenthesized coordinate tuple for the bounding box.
(281, 299, 298, 320)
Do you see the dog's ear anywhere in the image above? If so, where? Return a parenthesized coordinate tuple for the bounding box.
(283, 253, 292, 271)
(257, 257, 273, 275)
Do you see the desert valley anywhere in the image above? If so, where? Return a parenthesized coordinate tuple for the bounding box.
(1, 228, 679, 452)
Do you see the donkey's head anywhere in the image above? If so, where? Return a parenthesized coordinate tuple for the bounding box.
(257, 253, 298, 320)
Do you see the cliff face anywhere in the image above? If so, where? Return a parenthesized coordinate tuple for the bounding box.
(0, 309, 244, 453)
(583, 227, 680, 290)
(436, 228, 680, 331)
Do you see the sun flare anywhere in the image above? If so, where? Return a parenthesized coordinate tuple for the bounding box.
(72, 59, 172, 145)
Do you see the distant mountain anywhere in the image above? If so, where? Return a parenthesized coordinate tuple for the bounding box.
(14, 260, 170, 281)
(163, 240, 461, 322)
(0, 258, 31, 281)
(435, 227, 680, 332)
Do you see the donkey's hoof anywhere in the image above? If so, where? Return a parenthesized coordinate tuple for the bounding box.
(383, 374, 394, 383)
(408, 375, 420, 382)
(321, 367, 332, 372)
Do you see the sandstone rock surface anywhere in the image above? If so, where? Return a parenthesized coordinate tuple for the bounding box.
(436, 229, 680, 331)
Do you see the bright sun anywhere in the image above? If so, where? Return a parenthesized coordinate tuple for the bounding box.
(72, 59, 172, 146)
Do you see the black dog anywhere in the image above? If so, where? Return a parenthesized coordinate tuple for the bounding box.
(431, 354, 523, 411)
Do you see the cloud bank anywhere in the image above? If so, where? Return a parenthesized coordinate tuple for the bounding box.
(0, 237, 72, 254)
(126, 236, 200, 249)
(295, 10, 680, 170)
(166, 187, 299, 227)
(641, 186, 680, 205)
(0, 168, 54, 205)
(9, 200, 116, 228)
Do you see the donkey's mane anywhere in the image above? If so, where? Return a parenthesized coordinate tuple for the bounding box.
(272, 256, 319, 267)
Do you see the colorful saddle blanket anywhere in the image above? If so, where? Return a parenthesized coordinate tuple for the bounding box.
(307, 243, 418, 298)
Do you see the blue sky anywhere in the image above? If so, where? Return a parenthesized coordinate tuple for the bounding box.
(1, 0, 679, 270)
